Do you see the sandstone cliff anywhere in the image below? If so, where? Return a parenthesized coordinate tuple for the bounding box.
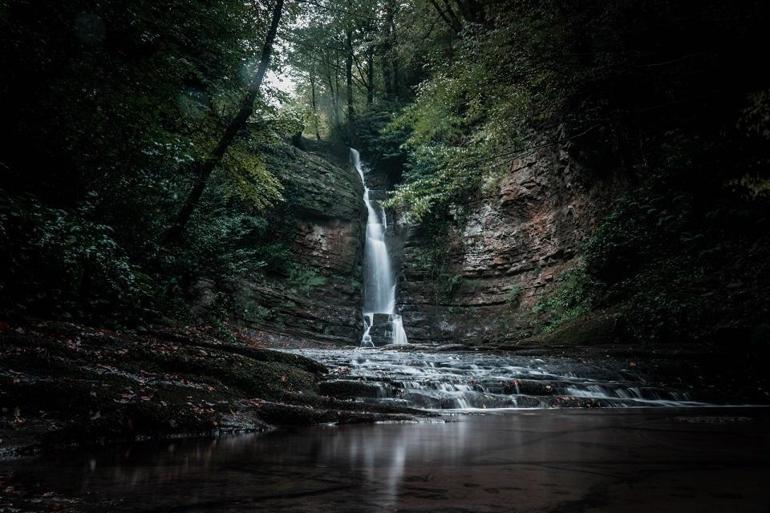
(397, 146, 619, 345)
(223, 143, 365, 346)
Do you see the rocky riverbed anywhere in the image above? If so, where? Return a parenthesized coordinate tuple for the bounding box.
(0, 321, 426, 459)
(3, 319, 769, 461)
(2, 319, 770, 513)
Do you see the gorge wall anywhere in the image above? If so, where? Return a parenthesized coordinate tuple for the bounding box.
(202, 142, 365, 347)
(396, 145, 620, 346)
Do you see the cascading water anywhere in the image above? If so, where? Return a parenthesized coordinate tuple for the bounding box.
(351, 148, 408, 347)
(287, 348, 708, 410)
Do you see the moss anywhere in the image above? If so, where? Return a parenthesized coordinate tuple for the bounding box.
(286, 264, 328, 297)
(490, 311, 623, 351)
(136, 347, 319, 401)
(261, 142, 360, 221)
(409, 217, 467, 304)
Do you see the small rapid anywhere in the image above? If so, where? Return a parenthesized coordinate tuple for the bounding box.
(345, 152, 703, 410)
(352, 148, 408, 347)
(290, 348, 707, 411)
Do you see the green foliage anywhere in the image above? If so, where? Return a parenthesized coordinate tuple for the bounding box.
(620, 274, 708, 344)
(408, 220, 466, 303)
(0, 0, 304, 323)
(582, 183, 693, 285)
(3, 0, 770, 349)
(505, 285, 522, 308)
(581, 160, 770, 343)
(382, 4, 545, 222)
(533, 267, 593, 333)
(440, 273, 465, 300)
(350, 105, 410, 168)
(222, 142, 284, 210)
(0, 193, 149, 321)
(286, 265, 328, 297)
(384, 144, 483, 222)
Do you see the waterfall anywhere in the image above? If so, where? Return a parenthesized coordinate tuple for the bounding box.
(351, 148, 408, 347)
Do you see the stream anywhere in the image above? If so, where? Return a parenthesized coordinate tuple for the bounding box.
(2, 152, 768, 512)
(4, 408, 769, 512)
(300, 348, 707, 409)
(5, 346, 767, 512)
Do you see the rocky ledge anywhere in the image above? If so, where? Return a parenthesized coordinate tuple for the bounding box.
(0, 321, 427, 459)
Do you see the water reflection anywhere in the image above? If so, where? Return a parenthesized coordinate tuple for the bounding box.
(6, 409, 770, 512)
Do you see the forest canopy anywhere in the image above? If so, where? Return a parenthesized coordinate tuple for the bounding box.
(1, 0, 769, 343)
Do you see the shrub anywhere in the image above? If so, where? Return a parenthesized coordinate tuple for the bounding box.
(506, 285, 523, 307)
(533, 267, 593, 333)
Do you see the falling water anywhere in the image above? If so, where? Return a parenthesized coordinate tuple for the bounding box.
(351, 148, 408, 347)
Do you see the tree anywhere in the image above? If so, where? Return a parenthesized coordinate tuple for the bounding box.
(345, 20, 355, 122)
(164, 0, 285, 243)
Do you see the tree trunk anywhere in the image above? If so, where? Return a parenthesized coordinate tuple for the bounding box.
(321, 53, 339, 126)
(391, 42, 400, 98)
(381, 0, 396, 99)
(334, 55, 341, 124)
(429, 0, 462, 33)
(345, 26, 355, 122)
(164, 0, 284, 244)
(310, 68, 321, 140)
(366, 46, 374, 106)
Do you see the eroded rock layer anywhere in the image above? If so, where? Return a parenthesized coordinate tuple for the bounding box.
(397, 146, 618, 345)
(208, 143, 364, 346)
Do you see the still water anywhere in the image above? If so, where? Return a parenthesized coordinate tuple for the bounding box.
(5, 409, 769, 512)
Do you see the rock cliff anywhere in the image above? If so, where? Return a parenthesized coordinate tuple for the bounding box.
(397, 145, 619, 345)
(230, 143, 365, 346)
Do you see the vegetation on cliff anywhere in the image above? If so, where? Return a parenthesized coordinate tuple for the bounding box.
(2, 0, 770, 344)
(286, 0, 770, 346)
(0, 0, 361, 328)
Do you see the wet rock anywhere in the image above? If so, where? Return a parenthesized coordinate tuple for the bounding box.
(501, 379, 562, 396)
(255, 401, 419, 426)
(0, 321, 417, 456)
(319, 379, 385, 399)
(234, 142, 365, 347)
(368, 313, 393, 347)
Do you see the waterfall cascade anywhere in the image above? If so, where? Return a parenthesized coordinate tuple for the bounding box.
(351, 148, 408, 347)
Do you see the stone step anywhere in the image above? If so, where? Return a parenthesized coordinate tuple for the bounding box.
(320, 375, 690, 407)
(319, 379, 392, 399)
(290, 348, 700, 411)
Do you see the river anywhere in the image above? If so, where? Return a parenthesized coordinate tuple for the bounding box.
(4, 407, 769, 512)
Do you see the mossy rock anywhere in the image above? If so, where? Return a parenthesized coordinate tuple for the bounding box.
(493, 311, 623, 350)
(0, 322, 333, 451)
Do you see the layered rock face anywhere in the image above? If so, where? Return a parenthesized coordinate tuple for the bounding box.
(235, 143, 364, 346)
(397, 146, 618, 345)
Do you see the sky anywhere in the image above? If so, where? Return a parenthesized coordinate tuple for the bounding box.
(266, 69, 298, 97)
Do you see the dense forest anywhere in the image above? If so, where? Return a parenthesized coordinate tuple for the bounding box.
(2, 0, 769, 349)
(0, 0, 770, 348)
(2, 1, 770, 511)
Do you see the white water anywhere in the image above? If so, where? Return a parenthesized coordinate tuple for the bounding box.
(289, 348, 709, 411)
(352, 148, 408, 347)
